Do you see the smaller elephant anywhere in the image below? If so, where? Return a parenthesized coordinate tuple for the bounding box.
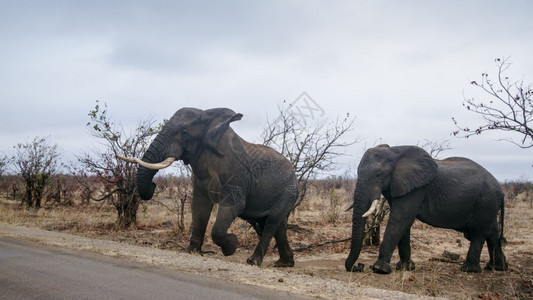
(345, 145, 508, 274)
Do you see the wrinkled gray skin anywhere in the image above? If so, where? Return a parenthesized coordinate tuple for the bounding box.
(345, 145, 508, 274)
(136, 107, 297, 267)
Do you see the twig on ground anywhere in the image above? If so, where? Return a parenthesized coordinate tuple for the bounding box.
(160, 240, 186, 250)
(294, 237, 351, 252)
(428, 258, 462, 264)
(411, 234, 430, 245)
(351, 271, 373, 284)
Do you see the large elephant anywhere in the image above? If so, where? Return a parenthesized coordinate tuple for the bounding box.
(345, 144, 508, 274)
(118, 107, 297, 267)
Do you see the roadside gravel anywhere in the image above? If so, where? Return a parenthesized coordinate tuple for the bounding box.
(0, 223, 442, 300)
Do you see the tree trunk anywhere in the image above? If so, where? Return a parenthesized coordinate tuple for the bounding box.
(363, 196, 388, 246)
(116, 195, 140, 228)
(179, 196, 186, 231)
(365, 224, 380, 246)
(35, 195, 41, 208)
(24, 177, 34, 209)
(25, 185, 32, 208)
(11, 183, 19, 199)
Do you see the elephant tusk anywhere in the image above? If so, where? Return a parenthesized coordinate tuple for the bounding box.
(116, 155, 176, 170)
(137, 157, 176, 170)
(362, 199, 379, 218)
(116, 155, 138, 164)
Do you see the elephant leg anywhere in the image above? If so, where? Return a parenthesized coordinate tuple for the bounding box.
(187, 191, 214, 254)
(249, 219, 265, 237)
(211, 206, 239, 256)
(372, 194, 420, 274)
(247, 196, 293, 267)
(484, 221, 508, 271)
(273, 217, 294, 267)
(461, 233, 485, 273)
(246, 215, 279, 266)
(396, 228, 415, 271)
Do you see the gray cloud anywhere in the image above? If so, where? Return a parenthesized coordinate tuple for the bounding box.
(0, 1, 532, 181)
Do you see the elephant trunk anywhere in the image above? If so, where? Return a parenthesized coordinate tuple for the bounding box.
(345, 179, 378, 272)
(136, 131, 179, 200)
(345, 211, 367, 271)
(136, 166, 158, 200)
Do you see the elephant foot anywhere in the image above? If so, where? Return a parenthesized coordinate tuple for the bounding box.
(346, 263, 365, 272)
(246, 254, 263, 267)
(371, 260, 392, 274)
(461, 262, 482, 273)
(274, 257, 294, 268)
(186, 242, 202, 254)
(396, 259, 416, 271)
(186, 245, 216, 256)
(484, 260, 508, 271)
(220, 234, 238, 256)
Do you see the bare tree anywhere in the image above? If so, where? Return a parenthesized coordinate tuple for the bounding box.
(12, 136, 62, 209)
(45, 174, 79, 206)
(0, 154, 10, 179)
(418, 139, 452, 159)
(0, 175, 23, 200)
(453, 57, 532, 149)
(69, 169, 98, 206)
(262, 103, 357, 211)
(77, 101, 162, 227)
(0, 154, 13, 198)
(153, 164, 192, 232)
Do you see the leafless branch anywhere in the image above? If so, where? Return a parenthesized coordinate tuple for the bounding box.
(453, 57, 533, 149)
(12, 136, 62, 208)
(417, 139, 452, 159)
(262, 104, 358, 211)
(75, 100, 163, 227)
(293, 237, 351, 252)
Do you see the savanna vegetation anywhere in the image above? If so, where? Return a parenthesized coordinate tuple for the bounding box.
(0, 58, 532, 298)
(0, 174, 531, 299)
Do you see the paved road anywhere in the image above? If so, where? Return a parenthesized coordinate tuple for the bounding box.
(0, 237, 308, 300)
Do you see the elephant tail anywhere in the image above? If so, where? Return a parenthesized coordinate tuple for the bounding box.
(499, 195, 507, 246)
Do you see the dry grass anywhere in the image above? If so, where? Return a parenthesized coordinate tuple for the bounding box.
(0, 183, 532, 299)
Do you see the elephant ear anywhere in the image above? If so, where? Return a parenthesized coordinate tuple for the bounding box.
(390, 146, 438, 198)
(203, 108, 243, 158)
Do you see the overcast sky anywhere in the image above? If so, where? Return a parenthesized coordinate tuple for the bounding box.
(1, 1, 532, 181)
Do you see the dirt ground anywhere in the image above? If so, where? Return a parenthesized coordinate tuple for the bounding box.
(0, 190, 531, 299)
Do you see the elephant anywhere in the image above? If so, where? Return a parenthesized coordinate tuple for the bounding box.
(345, 144, 508, 274)
(117, 107, 298, 267)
